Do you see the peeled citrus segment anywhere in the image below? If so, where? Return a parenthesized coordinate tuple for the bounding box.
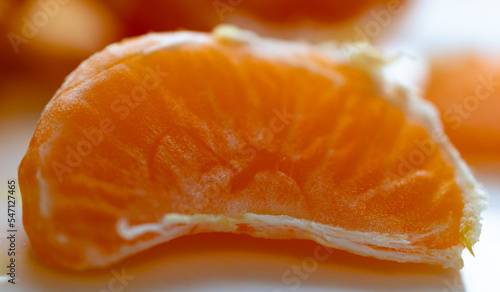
(18, 26, 487, 270)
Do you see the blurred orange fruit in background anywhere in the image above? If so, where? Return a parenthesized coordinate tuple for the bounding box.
(0, 0, 123, 117)
(425, 54, 500, 159)
(102, 0, 404, 32)
(4, 0, 122, 68)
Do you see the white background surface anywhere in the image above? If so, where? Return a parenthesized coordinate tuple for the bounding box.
(1, 1, 500, 291)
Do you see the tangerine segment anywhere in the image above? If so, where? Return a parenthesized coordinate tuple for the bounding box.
(18, 27, 486, 270)
(425, 54, 500, 158)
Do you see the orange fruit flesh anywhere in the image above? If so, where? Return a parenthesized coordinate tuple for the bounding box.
(425, 54, 500, 158)
(19, 29, 479, 270)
